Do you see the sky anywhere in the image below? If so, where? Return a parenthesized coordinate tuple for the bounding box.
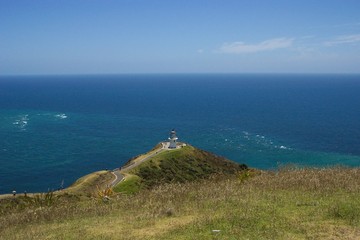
(1, 0, 360, 75)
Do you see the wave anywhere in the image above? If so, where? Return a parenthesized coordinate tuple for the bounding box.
(13, 114, 29, 130)
(216, 127, 293, 152)
(55, 113, 68, 119)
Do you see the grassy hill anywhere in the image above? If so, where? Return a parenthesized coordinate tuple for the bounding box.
(1, 144, 360, 239)
(1, 167, 360, 239)
(114, 144, 247, 193)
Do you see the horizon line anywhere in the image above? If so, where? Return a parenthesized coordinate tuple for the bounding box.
(1, 72, 360, 77)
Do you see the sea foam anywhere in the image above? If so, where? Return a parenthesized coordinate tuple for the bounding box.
(55, 113, 68, 119)
(13, 114, 29, 130)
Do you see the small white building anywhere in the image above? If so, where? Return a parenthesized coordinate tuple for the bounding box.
(168, 129, 178, 149)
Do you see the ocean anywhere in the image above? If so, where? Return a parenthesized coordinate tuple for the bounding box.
(1, 74, 360, 194)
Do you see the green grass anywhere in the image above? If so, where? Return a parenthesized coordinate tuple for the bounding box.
(131, 145, 194, 169)
(1, 167, 360, 239)
(128, 145, 247, 188)
(113, 174, 142, 194)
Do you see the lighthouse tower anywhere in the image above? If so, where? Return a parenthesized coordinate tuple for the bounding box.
(168, 129, 178, 149)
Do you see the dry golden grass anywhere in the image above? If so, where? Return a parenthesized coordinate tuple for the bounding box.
(1, 167, 360, 239)
(64, 170, 114, 196)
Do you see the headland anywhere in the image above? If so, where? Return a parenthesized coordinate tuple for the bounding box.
(1, 133, 360, 239)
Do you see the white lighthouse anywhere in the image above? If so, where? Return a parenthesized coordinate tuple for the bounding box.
(168, 129, 178, 149)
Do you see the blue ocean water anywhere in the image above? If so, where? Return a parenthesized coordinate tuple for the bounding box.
(1, 74, 360, 194)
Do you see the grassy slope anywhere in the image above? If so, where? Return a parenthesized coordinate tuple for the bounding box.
(65, 170, 114, 196)
(112, 174, 142, 194)
(1, 167, 360, 239)
(121, 145, 247, 190)
(0, 170, 115, 219)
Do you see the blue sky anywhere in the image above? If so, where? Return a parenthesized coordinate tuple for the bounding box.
(1, 0, 360, 74)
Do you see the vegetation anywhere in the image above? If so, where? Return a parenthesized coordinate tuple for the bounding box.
(126, 145, 247, 189)
(113, 174, 142, 194)
(1, 167, 360, 239)
(64, 170, 113, 197)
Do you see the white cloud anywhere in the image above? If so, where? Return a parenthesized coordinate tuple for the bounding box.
(325, 34, 360, 46)
(219, 38, 294, 54)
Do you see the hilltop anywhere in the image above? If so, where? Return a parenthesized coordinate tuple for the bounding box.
(113, 142, 247, 194)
